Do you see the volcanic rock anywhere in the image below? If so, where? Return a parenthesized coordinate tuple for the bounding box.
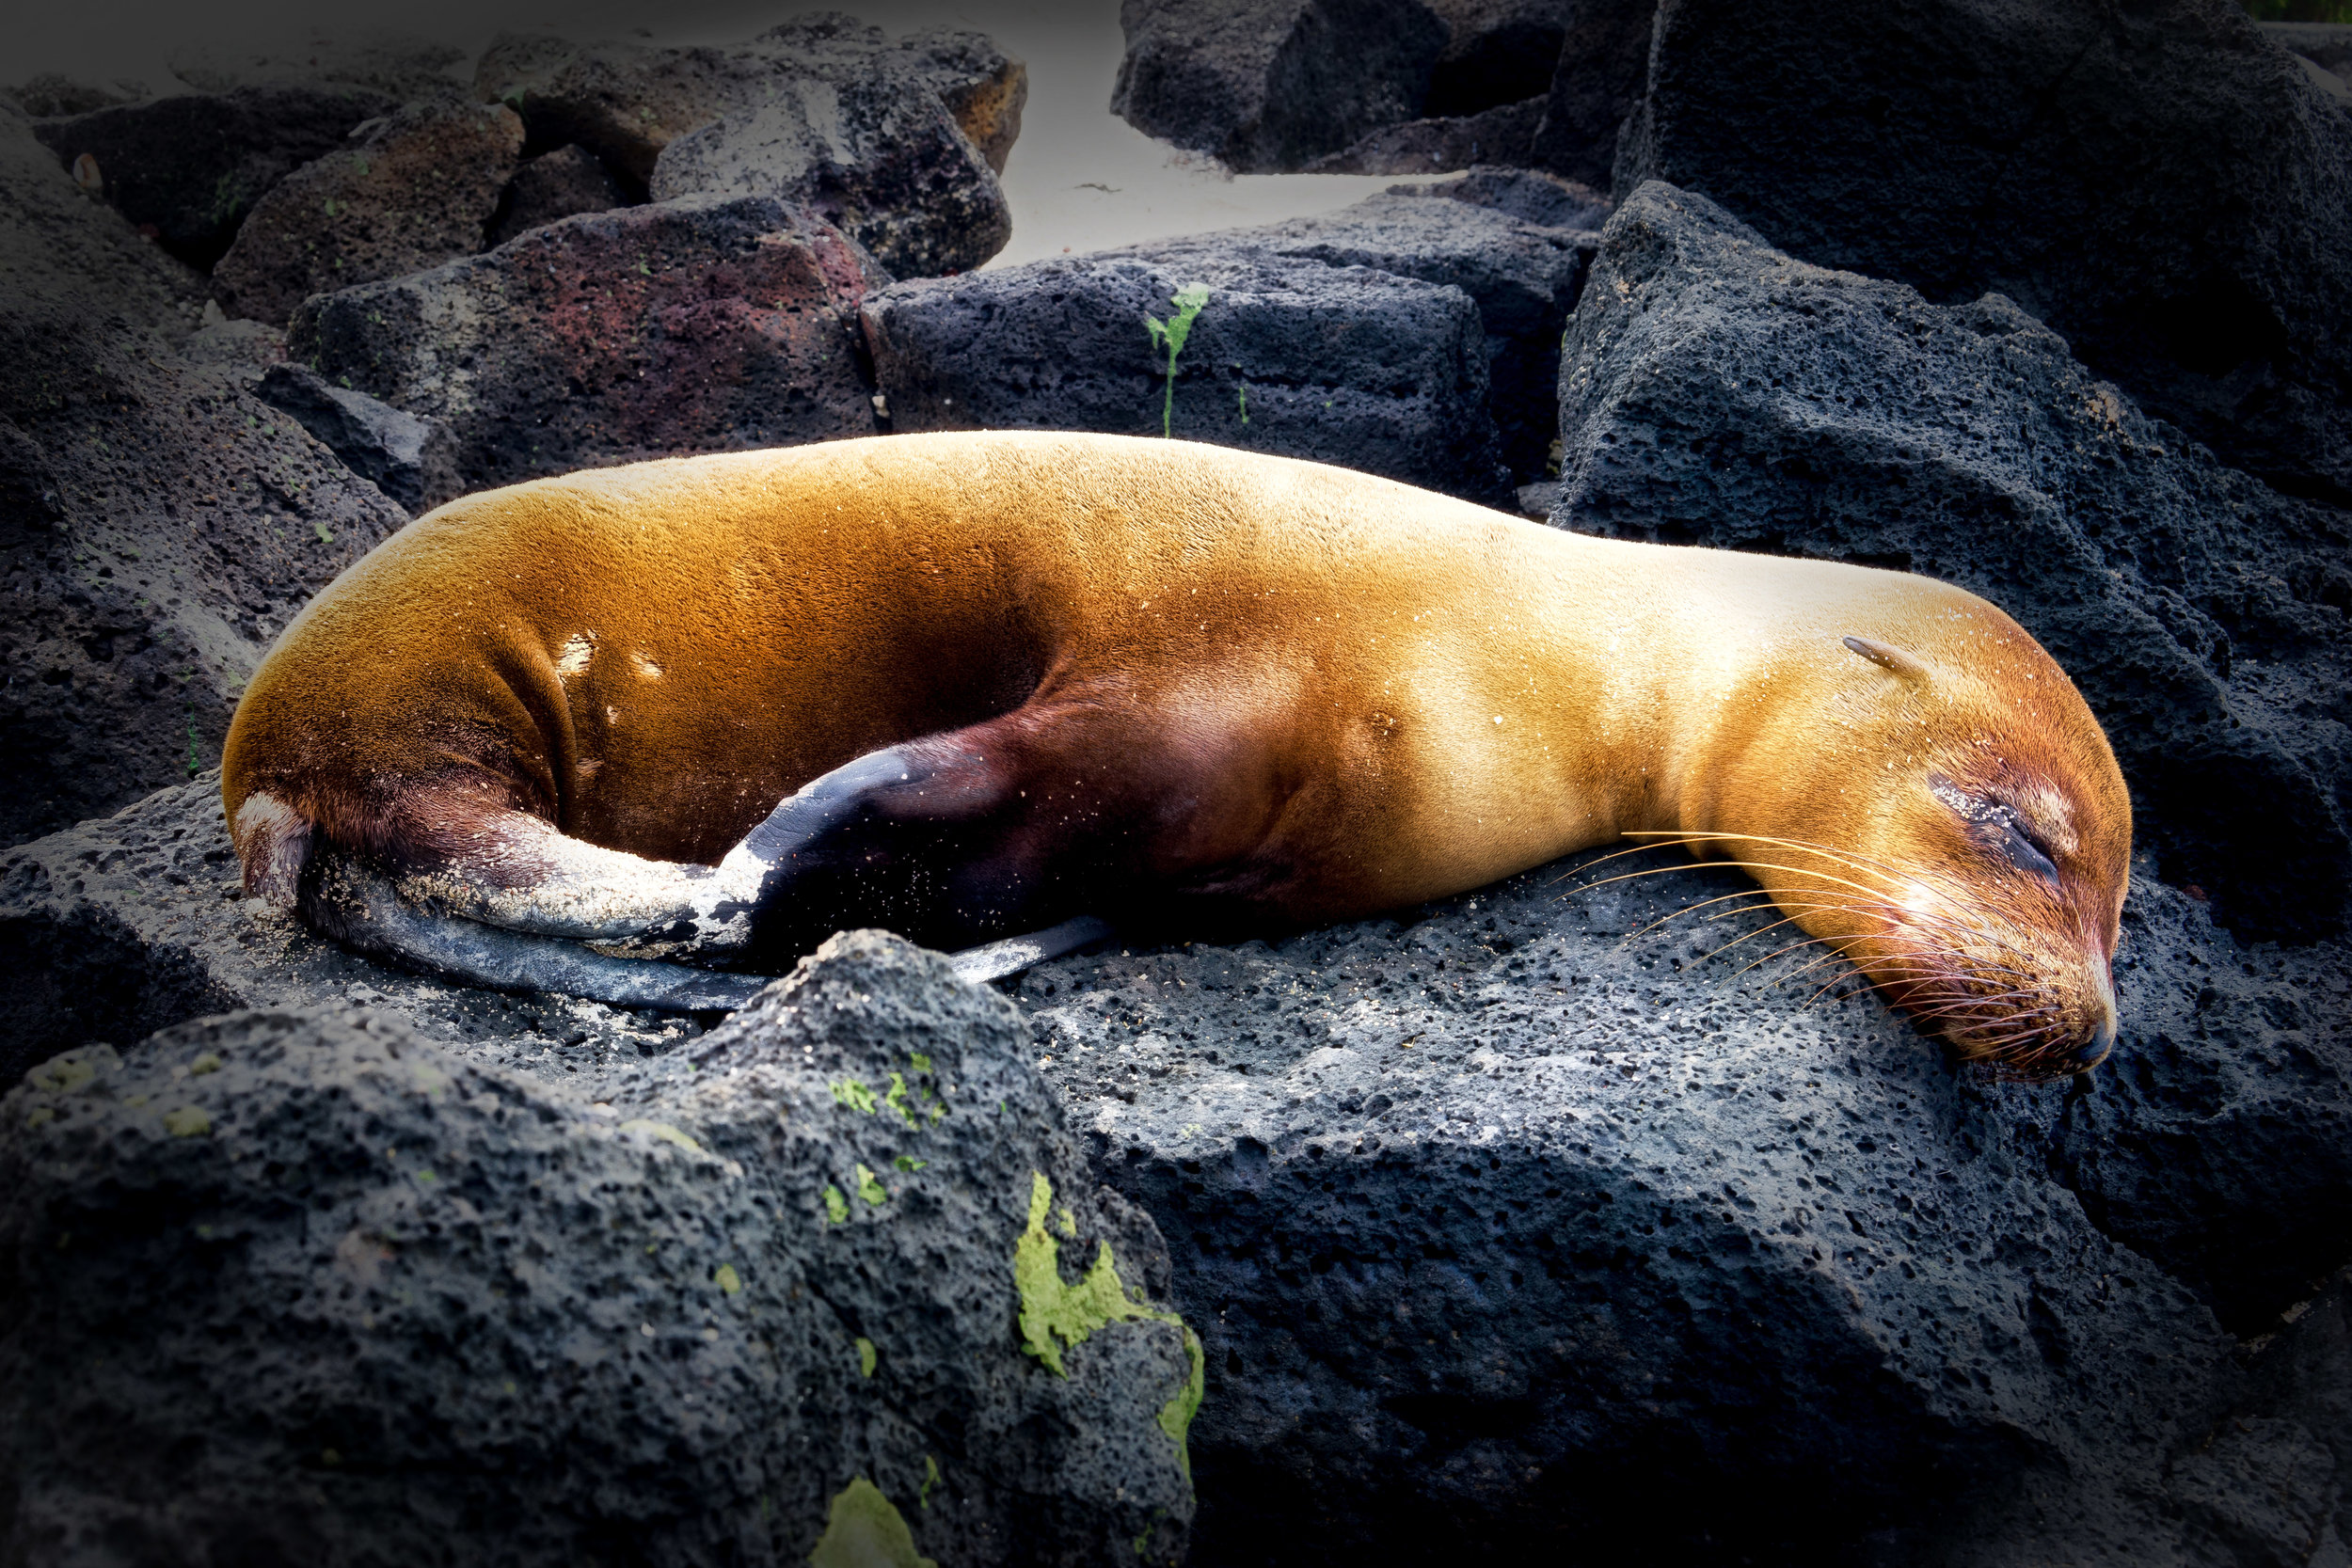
(895, 27, 1027, 176)
(1526, 0, 1655, 188)
(0, 932, 1200, 1564)
(1301, 96, 1545, 175)
(863, 248, 1510, 503)
(212, 100, 525, 328)
(1551, 182, 2352, 941)
(1611, 0, 2352, 500)
(1424, 0, 1571, 117)
(166, 30, 470, 103)
(483, 143, 626, 248)
(288, 194, 883, 509)
(1110, 0, 1450, 170)
(6, 73, 149, 119)
(30, 84, 398, 270)
(252, 364, 432, 512)
(647, 72, 1007, 279)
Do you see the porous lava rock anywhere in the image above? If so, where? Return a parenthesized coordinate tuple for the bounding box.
(1, 111, 405, 857)
(288, 194, 882, 509)
(863, 247, 1510, 504)
(484, 143, 626, 248)
(1611, 0, 2352, 500)
(30, 84, 398, 270)
(1525, 0, 1655, 188)
(252, 364, 432, 512)
(166, 30, 471, 103)
(212, 100, 525, 328)
(1110, 0, 1450, 171)
(648, 71, 1008, 279)
(1553, 183, 2352, 942)
(1424, 0, 1571, 118)
(1301, 97, 1545, 176)
(473, 14, 1021, 214)
(0, 932, 1200, 1564)
(1017, 834, 2350, 1563)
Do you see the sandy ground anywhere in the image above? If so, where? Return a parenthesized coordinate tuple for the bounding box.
(0, 0, 1442, 268)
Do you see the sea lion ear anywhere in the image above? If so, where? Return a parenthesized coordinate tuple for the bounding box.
(1841, 634, 1935, 684)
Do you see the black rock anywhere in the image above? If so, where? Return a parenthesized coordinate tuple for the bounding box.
(0, 932, 1201, 1564)
(485, 144, 628, 248)
(253, 364, 432, 512)
(895, 27, 1027, 177)
(30, 84, 399, 270)
(1611, 0, 2352, 501)
(1301, 97, 1547, 176)
(6, 72, 148, 119)
(1526, 0, 1655, 188)
(863, 246, 1511, 504)
(1111, 0, 1450, 170)
(1553, 182, 2352, 942)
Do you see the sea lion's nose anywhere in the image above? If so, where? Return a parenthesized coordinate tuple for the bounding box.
(2073, 1017, 2116, 1071)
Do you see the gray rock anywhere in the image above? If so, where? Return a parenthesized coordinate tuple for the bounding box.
(178, 314, 287, 370)
(895, 27, 1026, 176)
(29, 84, 399, 270)
(1424, 0, 1571, 117)
(1, 106, 408, 857)
(1014, 831, 2348, 1562)
(1526, 0, 1655, 188)
(212, 100, 525, 328)
(863, 248, 1511, 504)
(1610, 0, 2352, 502)
(0, 931, 1201, 1564)
(253, 363, 432, 511)
(2265, 21, 2352, 90)
(6, 73, 150, 119)
(289, 194, 884, 510)
(1553, 183, 2351, 941)
(1300, 96, 1546, 175)
(0, 773, 716, 1098)
(1394, 162, 1612, 230)
(166, 30, 471, 103)
(1110, 0, 1450, 171)
(648, 71, 1009, 279)
(473, 15, 1021, 198)
(484, 143, 625, 248)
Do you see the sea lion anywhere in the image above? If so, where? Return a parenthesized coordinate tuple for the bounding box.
(222, 430, 2130, 1078)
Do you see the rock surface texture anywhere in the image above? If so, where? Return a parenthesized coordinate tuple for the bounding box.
(166, 30, 470, 103)
(29, 85, 399, 270)
(0, 933, 1201, 1565)
(1111, 0, 1450, 171)
(1612, 0, 2352, 501)
(289, 195, 883, 510)
(1554, 183, 2351, 942)
(211, 100, 525, 328)
(250, 365, 433, 513)
(483, 143, 626, 247)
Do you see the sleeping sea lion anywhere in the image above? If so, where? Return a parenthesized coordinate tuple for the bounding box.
(222, 431, 2131, 1078)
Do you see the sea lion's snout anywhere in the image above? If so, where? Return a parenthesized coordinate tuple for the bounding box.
(2072, 1018, 2117, 1072)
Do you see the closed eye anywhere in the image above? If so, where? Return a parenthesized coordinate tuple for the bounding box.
(1928, 772, 2061, 883)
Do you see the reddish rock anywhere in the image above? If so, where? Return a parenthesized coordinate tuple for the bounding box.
(896, 27, 1026, 175)
(212, 100, 524, 328)
(288, 194, 883, 508)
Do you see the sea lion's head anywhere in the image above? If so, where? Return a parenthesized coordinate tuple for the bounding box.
(1701, 620, 2132, 1081)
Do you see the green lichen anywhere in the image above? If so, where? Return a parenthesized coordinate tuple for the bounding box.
(28, 1056, 97, 1094)
(855, 1336, 877, 1377)
(910, 1053, 932, 1073)
(24, 1107, 55, 1129)
(823, 1186, 849, 1224)
(1012, 1172, 1205, 1475)
(883, 1072, 918, 1130)
(713, 1263, 742, 1296)
(617, 1119, 704, 1154)
(856, 1164, 887, 1206)
(919, 1454, 940, 1510)
(809, 1478, 935, 1568)
(188, 1053, 222, 1076)
(831, 1079, 877, 1115)
(162, 1106, 211, 1137)
(894, 1156, 927, 1173)
(1057, 1206, 1076, 1239)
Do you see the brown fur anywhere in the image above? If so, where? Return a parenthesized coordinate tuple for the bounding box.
(223, 431, 2132, 1073)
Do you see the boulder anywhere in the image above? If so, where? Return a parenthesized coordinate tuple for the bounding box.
(1424, 0, 1571, 117)
(484, 143, 626, 247)
(1110, 0, 1450, 170)
(1611, 0, 2352, 500)
(1526, 0, 1656, 188)
(2265, 21, 2352, 92)
(1301, 96, 1545, 175)
(1014, 831, 2350, 1561)
(473, 15, 1020, 209)
(0, 932, 1200, 1564)
(288, 194, 883, 510)
(30, 84, 399, 270)
(178, 313, 287, 370)
(0, 110, 405, 858)
(1551, 183, 2352, 941)
(897, 28, 1027, 176)
(166, 30, 471, 103)
(6, 73, 149, 118)
(648, 72, 1008, 279)
(863, 249, 1511, 504)
(252, 364, 432, 512)
(212, 100, 525, 328)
